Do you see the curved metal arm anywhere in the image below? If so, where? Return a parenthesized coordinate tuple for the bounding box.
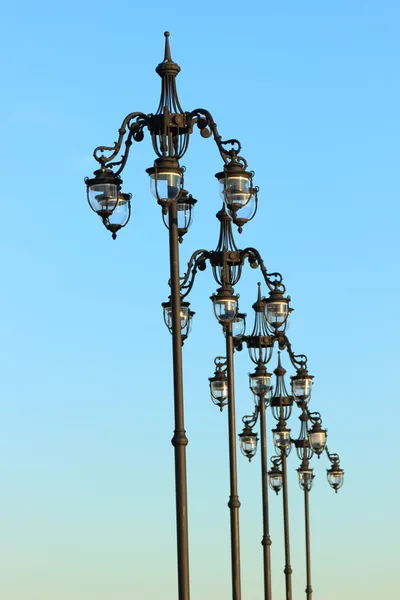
(270, 454, 283, 468)
(242, 404, 259, 429)
(281, 335, 308, 371)
(214, 356, 227, 369)
(93, 112, 150, 169)
(188, 108, 248, 168)
(325, 447, 341, 466)
(178, 248, 212, 299)
(306, 411, 322, 425)
(240, 247, 286, 293)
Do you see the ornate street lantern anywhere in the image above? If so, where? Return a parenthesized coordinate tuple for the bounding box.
(291, 368, 314, 404)
(215, 159, 257, 231)
(147, 157, 184, 209)
(268, 463, 283, 494)
(264, 288, 292, 332)
(209, 361, 229, 411)
(272, 420, 292, 456)
(327, 463, 344, 493)
(211, 286, 239, 324)
(85, 168, 131, 239)
(239, 425, 258, 461)
(309, 421, 328, 456)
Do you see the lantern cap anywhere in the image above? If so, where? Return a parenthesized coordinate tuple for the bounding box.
(146, 156, 183, 177)
(85, 167, 122, 188)
(215, 158, 252, 182)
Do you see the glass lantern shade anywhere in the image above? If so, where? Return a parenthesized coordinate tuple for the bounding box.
(209, 370, 229, 410)
(239, 429, 258, 461)
(104, 192, 131, 229)
(212, 293, 238, 324)
(291, 372, 314, 403)
(273, 428, 292, 455)
(150, 171, 181, 202)
(268, 467, 283, 494)
(327, 466, 344, 492)
(298, 467, 314, 491)
(265, 300, 290, 331)
(219, 174, 252, 211)
(309, 427, 327, 455)
(249, 372, 272, 398)
(88, 182, 120, 215)
(162, 301, 194, 340)
(226, 193, 256, 225)
(232, 312, 246, 339)
(163, 304, 189, 331)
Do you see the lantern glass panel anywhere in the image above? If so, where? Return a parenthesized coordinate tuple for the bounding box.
(273, 430, 292, 452)
(232, 315, 246, 339)
(266, 301, 290, 329)
(269, 472, 283, 492)
(249, 374, 272, 397)
(210, 379, 228, 402)
(227, 194, 256, 223)
(240, 434, 257, 458)
(328, 469, 344, 489)
(298, 469, 314, 491)
(177, 202, 192, 230)
(164, 305, 190, 331)
(220, 175, 251, 210)
(309, 430, 327, 452)
(213, 298, 238, 323)
(292, 378, 313, 401)
(150, 172, 181, 201)
(88, 183, 119, 214)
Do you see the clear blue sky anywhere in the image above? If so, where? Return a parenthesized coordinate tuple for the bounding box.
(0, 1, 399, 599)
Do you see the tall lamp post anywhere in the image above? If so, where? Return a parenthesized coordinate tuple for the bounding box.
(85, 32, 261, 600)
(85, 32, 344, 600)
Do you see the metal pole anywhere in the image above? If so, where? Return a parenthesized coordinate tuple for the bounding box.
(304, 487, 312, 600)
(225, 322, 242, 600)
(169, 201, 190, 600)
(259, 396, 272, 600)
(281, 454, 292, 600)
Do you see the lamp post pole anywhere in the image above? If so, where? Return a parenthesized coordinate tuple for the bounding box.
(225, 321, 242, 600)
(259, 392, 272, 600)
(281, 452, 292, 600)
(168, 201, 190, 600)
(304, 482, 312, 600)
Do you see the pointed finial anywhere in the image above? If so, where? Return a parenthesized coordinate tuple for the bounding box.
(164, 31, 172, 62)
(156, 31, 180, 78)
(277, 351, 282, 368)
(257, 282, 262, 301)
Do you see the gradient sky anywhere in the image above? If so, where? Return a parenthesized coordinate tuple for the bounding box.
(0, 1, 399, 599)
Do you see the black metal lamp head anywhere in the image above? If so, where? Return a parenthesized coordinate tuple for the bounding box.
(239, 425, 258, 461)
(85, 168, 131, 239)
(215, 159, 257, 232)
(272, 420, 292, 457)
(146, 157, 184, 210)
(249, 363, 272, 401)
(309, 421, 328, 457)
(210, 286, 239, 324)
(264, 287, 292, 332)
(162, 298, 194, 343)
(209, 360, 228, 411)
(297, 462, 314, 491)
(327, 462, 344, 493)
(162, 189, 197, 242)
(291, 368, 314, 404)
(268, 462, 283, 494)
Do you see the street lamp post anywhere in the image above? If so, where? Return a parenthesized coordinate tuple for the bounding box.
(85, 31, 345, 600)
